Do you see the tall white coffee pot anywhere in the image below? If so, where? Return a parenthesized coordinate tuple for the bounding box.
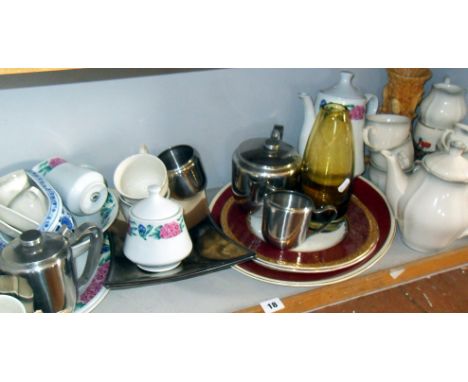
(298, 71, 379, 176)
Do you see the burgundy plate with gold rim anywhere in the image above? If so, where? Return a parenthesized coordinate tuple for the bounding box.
(210, 177, 396, 287)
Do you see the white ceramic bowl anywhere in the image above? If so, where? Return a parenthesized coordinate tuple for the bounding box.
(364, 114, 411, 151)
(0, 295, 26, 313)
(113, 152, 168, 200)
(8, 186, 48, 224)
(0, 170, 29, 206)
(0, 204, 39, 232)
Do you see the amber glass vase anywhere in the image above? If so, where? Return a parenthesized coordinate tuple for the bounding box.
(301, 103, 354, 229)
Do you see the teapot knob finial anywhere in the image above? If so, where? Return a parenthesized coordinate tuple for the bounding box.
(340, 71, 354, 83)
(20, 230, 43, 249)
(148, 184, 162, 196)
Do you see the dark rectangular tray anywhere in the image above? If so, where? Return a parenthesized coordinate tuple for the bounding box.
(105, 216, 255, 289)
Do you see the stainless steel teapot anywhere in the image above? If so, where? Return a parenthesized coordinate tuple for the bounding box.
(0, 223, 103, 313)
(232, 125, 302, 211)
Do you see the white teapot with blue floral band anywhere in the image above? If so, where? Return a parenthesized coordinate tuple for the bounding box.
(123, 185, 192, 272)
(298, 71, 379, 176)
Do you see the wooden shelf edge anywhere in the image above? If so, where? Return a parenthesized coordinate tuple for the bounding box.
(235, 245, 468, 313)
(0, 68, 74, 75)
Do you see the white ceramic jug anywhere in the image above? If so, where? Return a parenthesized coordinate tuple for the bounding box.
(298, 71, 379, 176)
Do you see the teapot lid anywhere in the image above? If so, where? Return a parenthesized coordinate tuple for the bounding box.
(422, 141, 468, 183)
(233, 125, 302, 176)
(320, 71, 365, 100)
(131, 185, 180, 221)
(433, 77, 465, 95)
(0, 230, 67, 274)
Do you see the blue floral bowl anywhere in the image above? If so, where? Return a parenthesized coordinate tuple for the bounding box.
(0, 170, 76, 250)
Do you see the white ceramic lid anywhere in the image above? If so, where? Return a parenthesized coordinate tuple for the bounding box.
(130, 185, 180, 220)
(422, 141, 468, 183)
(433, 76, 465, 95)
(320, 71, 365, 100)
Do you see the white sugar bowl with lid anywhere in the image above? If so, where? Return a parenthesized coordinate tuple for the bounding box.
(123, 185, 192, 272)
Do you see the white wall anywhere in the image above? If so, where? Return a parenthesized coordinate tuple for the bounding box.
(0, 68, 387, 188)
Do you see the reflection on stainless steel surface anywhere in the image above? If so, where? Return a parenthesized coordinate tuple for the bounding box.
(262, 190, 315, 250)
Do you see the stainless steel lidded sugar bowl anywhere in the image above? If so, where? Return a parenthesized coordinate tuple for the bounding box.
(232, 125, 303, 211)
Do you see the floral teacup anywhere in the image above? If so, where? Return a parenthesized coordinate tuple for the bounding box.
(123, 185, 192, 272)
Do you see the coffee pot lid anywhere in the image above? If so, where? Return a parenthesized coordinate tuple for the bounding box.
(0, 230, 67, 274)
(233, 125, 302, 175)
(131, 185, 180, 220)
(321, 71, 366, 100)
(422, 141, 468, 183)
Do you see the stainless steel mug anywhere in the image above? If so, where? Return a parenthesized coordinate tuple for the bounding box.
(262, 190, 337, 249)
(158, 145, 207, 199)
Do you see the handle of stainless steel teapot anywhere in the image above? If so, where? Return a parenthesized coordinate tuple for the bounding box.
(69, 222, 103, 291)
(365, 93, 379, 116)
(271, 125, 284, 141)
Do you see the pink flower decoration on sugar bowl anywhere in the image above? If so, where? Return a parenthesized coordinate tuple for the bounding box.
(348, 105, 365, 120)
(160, 222, 182, 239)
(49, 157, 67, 168)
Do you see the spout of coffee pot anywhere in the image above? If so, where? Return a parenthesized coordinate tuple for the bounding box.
(381, 149, 409, 216)
(298, 92, 316, 156)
